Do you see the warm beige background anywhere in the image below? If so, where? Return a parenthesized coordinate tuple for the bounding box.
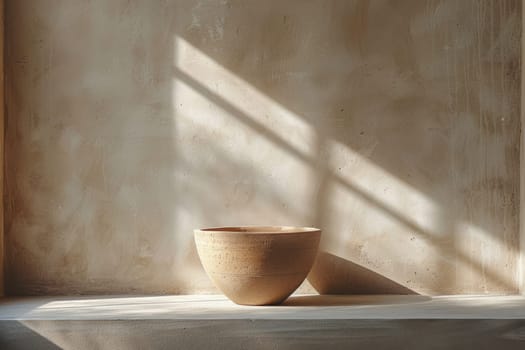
(5, 0, 522, 295)
(0, 0, 4, 296)
(522, 0, 525, 295)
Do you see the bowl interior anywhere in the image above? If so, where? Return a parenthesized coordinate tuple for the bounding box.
(197, 226, 319, 234)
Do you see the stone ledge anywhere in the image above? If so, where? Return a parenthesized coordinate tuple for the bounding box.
(1, 295, 525, 349)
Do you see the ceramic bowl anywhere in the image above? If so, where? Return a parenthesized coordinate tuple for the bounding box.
(194, 226, 321, 305)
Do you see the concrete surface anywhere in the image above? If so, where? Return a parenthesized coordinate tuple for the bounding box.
(2, 294, 525, 320)
(1, 295, 525, 349)
(4, 0, 522, 295)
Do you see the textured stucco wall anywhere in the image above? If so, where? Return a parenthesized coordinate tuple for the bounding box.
(5, 0, 522, 295)
(0, 0, 4, 296)
(518, 0, 525, 295)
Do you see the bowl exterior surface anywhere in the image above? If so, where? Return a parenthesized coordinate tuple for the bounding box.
(194, 227, 321, 305)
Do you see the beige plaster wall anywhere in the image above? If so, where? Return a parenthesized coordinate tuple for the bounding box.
(0, 0, 4, 296)
(518, 0, 525, 294)
(5, 0, 522, 295)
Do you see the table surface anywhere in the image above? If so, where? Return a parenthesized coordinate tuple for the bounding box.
(1, 294, 525, 320)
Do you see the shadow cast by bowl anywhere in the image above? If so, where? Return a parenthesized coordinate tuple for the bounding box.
(307, 252, 420, 295)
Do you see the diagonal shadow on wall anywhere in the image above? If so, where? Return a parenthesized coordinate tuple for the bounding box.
(4, 0, 521, 297)
(171, 0, 521, 294)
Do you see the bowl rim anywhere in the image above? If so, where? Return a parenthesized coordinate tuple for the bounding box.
(194, 226, 321, 235)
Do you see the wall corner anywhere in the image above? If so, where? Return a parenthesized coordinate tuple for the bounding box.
(0, 0, 5, 297)
(517, 0, 525, 295)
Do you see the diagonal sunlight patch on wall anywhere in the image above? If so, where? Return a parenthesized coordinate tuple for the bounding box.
(172, 37, 438, 218)
(171, 37, 320, 291)
(172, 36, 516, 294)
(454, 221, 517, 293)
(327, 141, 516, 293)
(172, 37, 318, 226)
(174, 37, 315, 160)
(327, 139, 439, 235)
